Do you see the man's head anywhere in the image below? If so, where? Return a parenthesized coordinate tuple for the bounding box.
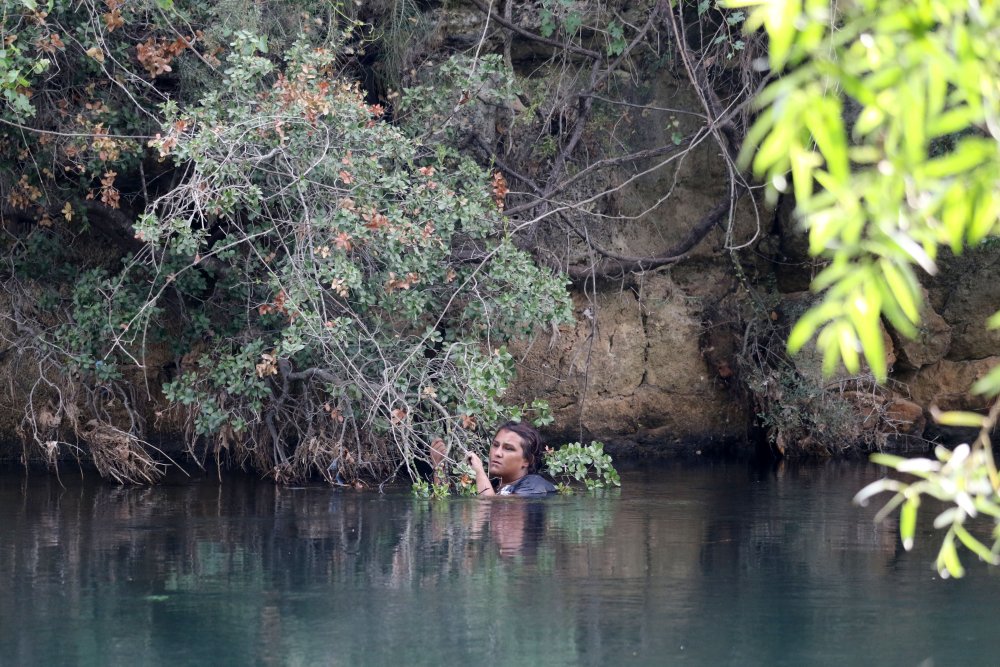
(492, 421, 544, 475)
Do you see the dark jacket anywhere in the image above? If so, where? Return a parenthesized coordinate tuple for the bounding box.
(498, 474, 557, 496)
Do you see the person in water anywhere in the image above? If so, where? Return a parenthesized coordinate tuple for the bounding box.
(431, 422, 556, 496)
(469, 421, 556, 496)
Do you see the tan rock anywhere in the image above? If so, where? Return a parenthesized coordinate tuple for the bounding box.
(895, 357, 1000, 412)
(508, 273, 745, 442)
(882, 397, 926, 435)
(893, 293, 951, 370)
(938, 249, 1000, 361)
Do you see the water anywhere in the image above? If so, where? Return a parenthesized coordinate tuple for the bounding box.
(2, 459, 999, 666)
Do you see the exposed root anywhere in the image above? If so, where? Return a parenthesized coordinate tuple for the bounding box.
(4, 302, 167, 482)
(738, 305, 906, 456)
(78, 419, 167, 484)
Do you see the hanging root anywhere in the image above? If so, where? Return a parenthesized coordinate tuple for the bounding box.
(78, 419, 168, 484)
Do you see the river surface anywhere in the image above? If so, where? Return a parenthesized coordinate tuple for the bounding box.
(2, 459, 1000, 666)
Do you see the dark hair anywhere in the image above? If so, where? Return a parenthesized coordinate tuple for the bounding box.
(495, 421, 544, 473)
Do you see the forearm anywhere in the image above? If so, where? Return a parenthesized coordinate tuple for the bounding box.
(474, 467, 494, 496)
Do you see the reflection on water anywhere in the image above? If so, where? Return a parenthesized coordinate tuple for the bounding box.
(2, 460, 1000, 666)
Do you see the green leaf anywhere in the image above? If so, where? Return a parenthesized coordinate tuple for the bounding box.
(875, 272, 918, 339)
(805, 99, 848, 180)
(789, 144, 821, 207)
(869, 452, 907, 468)
(811, 259, 853, 291)
(926, 60, 946, 118)
(738, 107, 778, 170)
(941, 188, 970, 255)
(752, 113, 794, 176)
(901, 76, 927, 166)
(853, 106, 885, 138)
(878, 300, 918, 340)
(768, 0, 802, 70)
(888, 232, 938, 276)
(927, 106, 976, 138)
(564, 12, 583, 35)
(846, 296, 885, 380)
(872, 490, 907, 524)
(967, 195, 1000, 245)
(899, 497, 918, 551)
(836, 320, 860, 375)
(971, 365, 1000, 398)
(854, 477, 899, 506)
(937, 534, 965, 578)
(878, 258, 920, 324)
(787, 310, 822, 354)
(922, 139, 993, 178)
(930, 408, 986, 428)
(954, 524, 998, 564)
(974, 496, 1000, 520)
(807, 208, 846, 256)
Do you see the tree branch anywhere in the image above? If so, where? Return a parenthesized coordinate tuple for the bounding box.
(502, 134, 697, 217)
(565, 199, 730, 280)
(466, 0, 603, 60)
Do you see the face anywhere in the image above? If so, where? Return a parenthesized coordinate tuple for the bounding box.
(488, 428, 530, 484)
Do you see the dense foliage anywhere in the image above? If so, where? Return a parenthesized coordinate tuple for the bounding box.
(732, 0, 1000, 381)
(0, 1, 571, 483)
(5, 0, 765, 484)
(733, 0, 1000, 576)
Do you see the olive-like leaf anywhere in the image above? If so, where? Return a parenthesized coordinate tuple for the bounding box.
(937, 534, 965, 579)
(930, 407, 987, 428)
(954, 524, 998, 564)
(899, 497, 919, 550)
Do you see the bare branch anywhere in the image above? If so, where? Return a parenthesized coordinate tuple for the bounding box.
(564, 199, 730, 280)
(467, 0, 603, 60)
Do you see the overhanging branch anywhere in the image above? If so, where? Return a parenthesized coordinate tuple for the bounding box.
(565, 199, 730, 280)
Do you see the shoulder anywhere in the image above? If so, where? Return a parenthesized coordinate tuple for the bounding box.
(509, 474, 557, 496)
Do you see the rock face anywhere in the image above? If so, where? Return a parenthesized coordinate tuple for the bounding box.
(507, 272, 746, 454)
(896, 358, 1000, 413)
(893, 300, 952, 370)
(881, 246, 1000, 441)
(765, 234, 1000, 448)
(500, 56, 1000, 455)
(932, 251, 1000, 360)
(496, 27, 761, 453)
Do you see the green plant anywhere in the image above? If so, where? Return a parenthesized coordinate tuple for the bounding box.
(397, 53, 520, 147)
(0, 0, 574, 484)
(545, 441, 620, 493)
(730, 0, 1000, 381)
(133, 38, 573, 483)
(698, 1, 747, 59)
(732, 0, 1000, 575)
(0, 7, 49, 118)
(855, 401, 1000, 578)
(450, 458, 480, 497)
(539, 0, 584, 39)
(411, 478, 450, 499)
